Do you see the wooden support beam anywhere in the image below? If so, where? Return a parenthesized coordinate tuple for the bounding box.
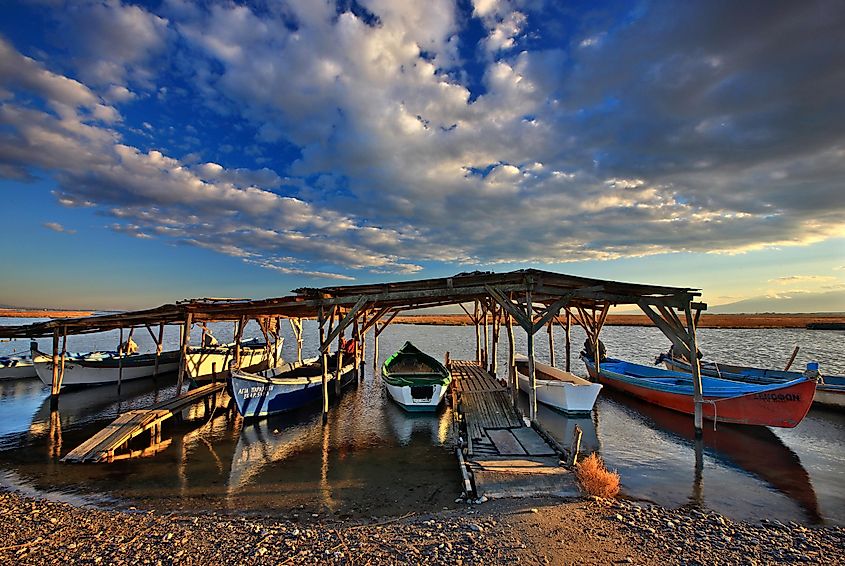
(289, 317, 303, 363)
(335, 308, 343, 396)
(360, 306, 390, 336)
(490, 301, 499, 377)
(320, 295, 368, 353)
(50, 328, 60, 407)
(526, 288, 538, 422)
(353, 315, 360, 381)
(564, 310, 571, 372)
(547, 320, 555, 368)
(685, 302, 704, 435)
(117, 327, 125, 394)
(474, 300, 481, 363)
(154, 323, 164, 379)
(485, 285, 532, 330)
(176, 313, 193, 395)
(506, 312, 517, 411)
(375, 309, 400, 337)
(482, 299, 489, 369)
(318, 308, 329, 424)
(638, 301, 692, 360)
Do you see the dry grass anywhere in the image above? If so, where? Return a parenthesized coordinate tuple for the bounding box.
(575, 453, 620, 498)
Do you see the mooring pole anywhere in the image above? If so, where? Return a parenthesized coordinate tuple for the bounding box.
(506, 312, 517, 410)
(49, 329, 60, 408)
(526, 289, 538, 422)
(490, 302, 499, 377)
(319, 307, 329, 424)
(117, 327, 125, 395)
(353, 315, 361, 381)
(474, 300, 481, 363)
(482, 301, 489, 369)
(547, 320, 555, 368)
(564, 310, 571, 372)
(685, 303, 704, 436)
(153, 322, 164, 380)
(177, 313, 193, 395)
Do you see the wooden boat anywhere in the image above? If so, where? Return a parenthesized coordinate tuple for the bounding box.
(659, 351, 845, 410)
(0, 355, 37, 380)
(31, 345, 180, 388)
(230, 354, 355, 418)
(187, 337, 282, 381)
(382, 342, 451, 412)
(582, 355, 815, 428)
(514, 355, 602, 414)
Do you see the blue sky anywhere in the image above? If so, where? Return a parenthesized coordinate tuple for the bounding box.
(0, 1, 843, 310)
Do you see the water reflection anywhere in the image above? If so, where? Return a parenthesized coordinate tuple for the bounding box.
(606, 389, 821, 523)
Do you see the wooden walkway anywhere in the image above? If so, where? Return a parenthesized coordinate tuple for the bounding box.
(63, 382, 225, 463)
(451, 360, 578, 499)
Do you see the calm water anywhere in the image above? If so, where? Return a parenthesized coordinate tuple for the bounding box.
(1, 318, 843, 524)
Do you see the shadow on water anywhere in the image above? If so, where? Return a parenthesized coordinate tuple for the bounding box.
(601, 389, 822, 524)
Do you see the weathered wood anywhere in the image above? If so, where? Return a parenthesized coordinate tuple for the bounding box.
(318, 307, 329, 424)
(154, 323, 164, 378)
(177, 315, 192, 395)
(506, 312, 517, 410)
(487, 429, 527, 455)
(547, 320, 555, 367)
(490, 302, 499, 377)
(526, 289, 538, 423)
(117, 327, 125, 394)
(320, 295, 368, 353)
(784, 346, 800, 371)
(685, 303, 704, 435)
(474, 300, 481, 363)
(564, 310, 571, 372)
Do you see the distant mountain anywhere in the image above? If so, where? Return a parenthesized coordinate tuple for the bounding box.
(709, 289, 845, 314)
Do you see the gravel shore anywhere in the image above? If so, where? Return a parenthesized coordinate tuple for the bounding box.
(1, 489, 842, 565)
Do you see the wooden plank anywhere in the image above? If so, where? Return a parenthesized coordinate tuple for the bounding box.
(511, 427, 556, 456)
(487, 429, 527, 455)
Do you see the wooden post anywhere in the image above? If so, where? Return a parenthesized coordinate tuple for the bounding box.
(154, 323, 164, 379)
(373, 323, 380, 376)
(353, 315, 361, 381)
(360, 310, 367, 366)
(117, 327, 125, 394)
(547, 320, 555, 368)
(526, 289, 538, 422)
(335, 309, 344, 396)
(319, 307, 329, 424)
(177, 313, 193, 395)
(685, 303, 704, 436)
(233, 316, 246, 369)
(474, 300, 481, 363)
(482, 300, 489, 368)
(567, 424, 583, 467)
(564, 310, 571, 372)
(490, 302, 499, 377)
(506, 313, 517, 410)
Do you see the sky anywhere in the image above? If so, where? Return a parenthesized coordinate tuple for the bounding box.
(0, 0, 843, 311)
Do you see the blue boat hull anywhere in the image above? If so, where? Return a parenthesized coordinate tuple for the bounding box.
(230, 363, 355, 418)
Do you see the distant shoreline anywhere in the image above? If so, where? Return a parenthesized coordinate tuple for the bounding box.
(1, 309, 843, 330)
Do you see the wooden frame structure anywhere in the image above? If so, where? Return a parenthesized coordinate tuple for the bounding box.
(0, 269, 707, 433)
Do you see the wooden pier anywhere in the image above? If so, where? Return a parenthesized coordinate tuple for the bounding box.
(63, 382, 225, 463)
(451, 360, 579, 499)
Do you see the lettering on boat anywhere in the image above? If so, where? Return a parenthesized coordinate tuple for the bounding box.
(238, 385, 274, 399)
(752, 393, 800, 402)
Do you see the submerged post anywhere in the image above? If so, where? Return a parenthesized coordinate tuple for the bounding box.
(547, 320, 555, 367)
(685, 303, 704, 436)
(564, 310, 571, 372)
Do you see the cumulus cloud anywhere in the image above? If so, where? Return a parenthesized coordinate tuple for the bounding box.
(1, 1, 844, 279)
(43, 222, 76, 234)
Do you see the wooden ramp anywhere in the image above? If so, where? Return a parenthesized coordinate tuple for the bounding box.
(63, 382, 225, 463)
(451, 361, 579, 499)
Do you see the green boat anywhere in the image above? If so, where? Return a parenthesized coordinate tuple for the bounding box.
(382, 341, 452, 411)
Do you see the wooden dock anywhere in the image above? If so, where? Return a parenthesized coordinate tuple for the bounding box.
(451, 360, 579, 499)
(63, 382, 225, 463)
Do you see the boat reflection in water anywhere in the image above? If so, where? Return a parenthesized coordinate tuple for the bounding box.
(382, 396, 450, 446)
(605, 389, 821, 524)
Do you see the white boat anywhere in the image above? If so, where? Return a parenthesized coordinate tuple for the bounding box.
(515, 355, 602, 414)
(382, 342, 451, 412)
(32, 345, 180, 388)
(186, 337, 282, 381)
(0, 355, 37, 380)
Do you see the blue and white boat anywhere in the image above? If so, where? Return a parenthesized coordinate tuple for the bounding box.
(229, 355, 355, 418)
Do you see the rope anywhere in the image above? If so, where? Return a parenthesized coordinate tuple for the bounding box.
(703, 399, 719, 431)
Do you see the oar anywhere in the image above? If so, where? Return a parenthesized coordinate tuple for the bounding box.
(784, 346, 800, 371)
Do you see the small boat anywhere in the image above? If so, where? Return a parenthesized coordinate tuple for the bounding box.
(658, 351, 845, 410)
(187, 337, 282, 381)
(514, 355, 602, 414)
(31, 345, 180, 388)
(0, 355, 37, 380)
(382, 342, 451, 412)
(230, 354, 355, 418)
(582, 355, 815, 428)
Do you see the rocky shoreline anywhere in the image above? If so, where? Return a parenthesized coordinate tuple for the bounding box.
(1, 489, 842, 565)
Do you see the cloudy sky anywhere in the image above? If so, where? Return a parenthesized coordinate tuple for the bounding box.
(1, 0, 843, 310)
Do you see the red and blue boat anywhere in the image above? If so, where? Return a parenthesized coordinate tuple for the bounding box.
(582, 356, 815, 428)
(230, 354, 355, 419)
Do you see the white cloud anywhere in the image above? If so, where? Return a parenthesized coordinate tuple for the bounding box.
(43, 222, 76, 234)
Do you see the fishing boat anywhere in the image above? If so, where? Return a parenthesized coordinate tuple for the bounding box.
(582, 355, 815, 428)
(0, 355, 37, 380)
(382, 342, 451, 412)
(658, 351, 845, 409)
(514, 355, 602, 413)
(230, 354, 355, 418)
(187, 337, 282, 381)
(31, 344, 180, 388)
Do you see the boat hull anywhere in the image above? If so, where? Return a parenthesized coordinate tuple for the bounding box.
(0, 360, 37, 380)
(187, 340, 282, 381)
(584, 358, 815, 428)
(514, 357, 602, 413)
(384, 382, 448, 411)
(662, 355, 844, 409)
(32, 349, 179, 387)
(230, 358, 355, 418)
